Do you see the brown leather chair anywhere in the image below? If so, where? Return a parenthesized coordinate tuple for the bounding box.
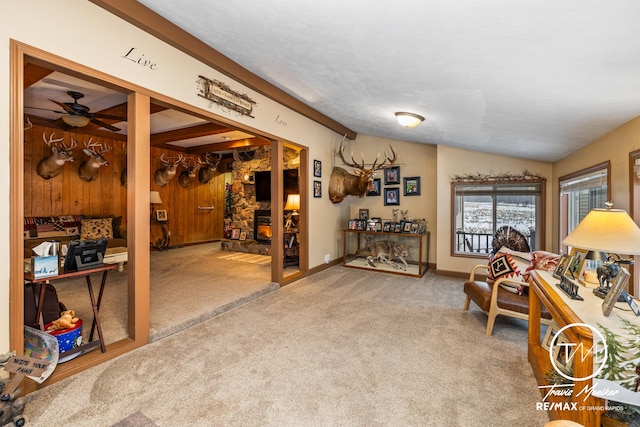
(463, 264, 552, 335)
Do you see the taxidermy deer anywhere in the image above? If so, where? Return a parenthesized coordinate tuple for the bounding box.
(154, 153, 185, 187)
(356, 239, 410, 270)
(328, 136, 397, 204)
(78, 139, 112, 182)
(178, 156, 204, 188)
(198, 152, 222, 184)
(36, 132, 77, 180)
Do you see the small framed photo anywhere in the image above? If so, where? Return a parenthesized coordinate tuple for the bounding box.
(553, 254, 571, 279)
(348, 219, 357, 230)
(375, 222, 382, 232)
(366, 178, 381, 196)
(356, 220, 365, 231)
(394, 223, 402, 233)
(410, 222, 418, 233)
(542, 322, 561, 351)
(366, 220, 377, 232)
(566, 249, 587, 281)
(384, 166, 400, 185)
(314, 180, 322, 198)
(156, 210, 167, 222)
(231, 228, 240, 240)
(382, 222, 391, 232)
(313, 160, 322, 177)
(359, 209, 369, 220)
(552, 333, 574, 372)
(239, 231, 247, 241)
(403, 177, 421, 196)
(384, 188, 400, 206)
(602, 266, 631, 316)
(403, 222, 412, 233)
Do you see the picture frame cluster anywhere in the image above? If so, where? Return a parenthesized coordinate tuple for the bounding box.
(348, 209, 426, 234)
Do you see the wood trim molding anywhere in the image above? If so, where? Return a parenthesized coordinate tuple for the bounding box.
(89, 0, 357, 140)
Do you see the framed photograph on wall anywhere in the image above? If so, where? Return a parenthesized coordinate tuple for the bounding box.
(602, 266, 631, 316)
(359, 209, 369, 220)
(156, 210, 167, 222)
(314, 180, 322, 198)
(384, 188, 400, 206)
(366, 178, 381, 196)
(313, 160, 322, 177)
(384, 166, 400, 185)
(403, 177, 421, 196)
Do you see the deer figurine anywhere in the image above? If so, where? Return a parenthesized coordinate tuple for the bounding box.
(198, 152, 222, 184)
(154, 153, 185, 187)
(178, 156, 204, 188)
(328, 136, 396, 204)
(36, 132, 77, 180)
(78, 139, 112, 182)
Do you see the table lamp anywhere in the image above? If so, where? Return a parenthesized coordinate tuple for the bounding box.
(284, 194, 300, 231)
(562, 204, 640, 298)
(150, 191, 163, 219)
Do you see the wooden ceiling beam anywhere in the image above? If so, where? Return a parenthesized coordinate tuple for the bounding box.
(186, 137, 271, 154)
(150, 123, 233, 147)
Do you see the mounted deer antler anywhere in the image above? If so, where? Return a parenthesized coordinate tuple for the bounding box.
(178, 156, 204, 188)
(78, 139, 112, 182)
(154, 153, 185, 187)
(198, 152, 222, 184)
(36, 132, 77, 180)
(328, 136, 396, 204)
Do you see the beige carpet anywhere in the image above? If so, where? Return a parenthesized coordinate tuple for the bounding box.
(24, 266, 550, 426)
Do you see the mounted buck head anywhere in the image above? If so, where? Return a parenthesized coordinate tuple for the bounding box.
(198, 152, 222, 184)
(78, 139, 112, 182)
(154, 153, 185, 187)
(178, 156, 204, 188)
(328, 137, 396, 204)
(36, 132, 77, 180)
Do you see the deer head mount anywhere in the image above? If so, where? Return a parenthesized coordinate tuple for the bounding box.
(178, 156, 204, 188)
(198, 152, 222, 184)
(154, 153, 185, 187)
(78, 139, 112, 182)
(36, 132, 77, 180)
(328, 137, 397, 204)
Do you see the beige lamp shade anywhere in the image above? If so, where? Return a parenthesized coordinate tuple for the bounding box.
(150, 191, 163, 204)
(562, 208, 640, 255)
(284, 194, 300, 215)
(61, 114, 91, 128)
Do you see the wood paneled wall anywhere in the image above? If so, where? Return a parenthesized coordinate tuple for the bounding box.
(24, 125, 226, 244)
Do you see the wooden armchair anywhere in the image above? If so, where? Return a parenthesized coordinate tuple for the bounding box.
(463, 264, 552, 335)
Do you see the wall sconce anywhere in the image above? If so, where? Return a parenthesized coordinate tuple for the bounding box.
(395, 112, 425, 128)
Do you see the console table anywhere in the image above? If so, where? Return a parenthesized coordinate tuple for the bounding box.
(342, 230, 429, 277)
(24, 264, 117, 356)
(528, 270, 640, 426)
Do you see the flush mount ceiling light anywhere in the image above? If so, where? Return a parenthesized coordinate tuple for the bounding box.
(61, 114, 91, 128)
(395, 112, 425, 128)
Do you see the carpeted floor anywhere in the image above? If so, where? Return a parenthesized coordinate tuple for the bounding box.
(24, 265, 550, 426)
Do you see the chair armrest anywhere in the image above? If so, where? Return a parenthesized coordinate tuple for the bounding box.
(468, 264, 489, 281)
(491, 277, 529, 305)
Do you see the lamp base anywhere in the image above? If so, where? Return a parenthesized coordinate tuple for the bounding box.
(593, 287, 626, 302)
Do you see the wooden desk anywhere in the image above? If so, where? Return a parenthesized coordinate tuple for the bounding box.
(24, 264, 117, 356)
(528, 270, 640, 426)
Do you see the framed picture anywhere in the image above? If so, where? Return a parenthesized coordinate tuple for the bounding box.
(384, 188, 400, 206)
(230, 228, 240, 240)
(366, 220, 377, 231)
(313, 160, 322, 177)
(314, 180, 322, 198)
(156, 210, 167, 222)
(403, 177, 421, 196)
(348, 219, 357, 230)
(566, 249, 587, 281)
(375, 222, 382, 232)
(602, 266, 631, 316)
(239, 231, 247, 241)
(552, 254, 571, 279)
(384, 166, 400, 185)
(542, 322, 561, 351)
(551, 333, 574, 372)
(403, 222, 412, 233)
(382, 221, 391, 232)
(394, 223, 402, 233)
(359, 209, 369, 220)
(356, 220, 365, 231)
(366, 178, 381, 196)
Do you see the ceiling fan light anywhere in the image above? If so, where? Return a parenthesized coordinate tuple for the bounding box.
(61, 114, 91, 127)
(395, 112, 425, 128)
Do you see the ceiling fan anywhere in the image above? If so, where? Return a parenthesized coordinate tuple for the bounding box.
(27, 91, 125, 132)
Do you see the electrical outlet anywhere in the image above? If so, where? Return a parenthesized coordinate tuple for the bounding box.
(324, 253, 330, 264)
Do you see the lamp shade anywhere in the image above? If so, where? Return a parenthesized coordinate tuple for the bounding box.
(150, 191, 163, 204)
(284, 194, 300, 213)
(395, 112, 425, 128)
(61, 114, 91, 128)
(562, 208, 640, 255)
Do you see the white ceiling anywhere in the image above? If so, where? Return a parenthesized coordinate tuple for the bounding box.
(136, 0, 640, 162)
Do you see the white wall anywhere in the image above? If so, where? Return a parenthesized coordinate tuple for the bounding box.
(436, 145, 554, 274)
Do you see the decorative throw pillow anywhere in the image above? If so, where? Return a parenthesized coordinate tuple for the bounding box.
(524, 250, 560, 281)
(488, 246, 532, 295)
(81, 218, 113, 240)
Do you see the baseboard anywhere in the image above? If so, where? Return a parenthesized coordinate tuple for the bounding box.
(435, 269, 469, 279)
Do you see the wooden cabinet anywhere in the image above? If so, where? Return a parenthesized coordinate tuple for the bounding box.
(528, 270, 640, 427)
(342, 230, 429, 277)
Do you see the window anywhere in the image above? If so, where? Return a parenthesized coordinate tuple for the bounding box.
(559, 162, 609, 253)
(452, 180, 545, 255)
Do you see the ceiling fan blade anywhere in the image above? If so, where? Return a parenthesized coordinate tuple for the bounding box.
(25, 106, 67, 114)
(49, 99, 74, 114)
(90, 117, 121, 132)
(89, 112, 127, 121)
